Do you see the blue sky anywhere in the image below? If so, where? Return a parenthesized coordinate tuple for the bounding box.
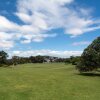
(0, 0, 100, 57)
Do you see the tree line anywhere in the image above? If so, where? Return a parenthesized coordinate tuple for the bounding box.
(0, 50, 81, 67)
(0, 52, 67, 67)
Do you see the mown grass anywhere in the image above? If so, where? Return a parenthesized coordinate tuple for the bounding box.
(0, 63, 99, 100)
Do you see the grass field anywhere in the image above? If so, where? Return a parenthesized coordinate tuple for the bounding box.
(0, 63, 99, 100)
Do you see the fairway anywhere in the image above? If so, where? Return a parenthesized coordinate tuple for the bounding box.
(0, 63, 99, 100)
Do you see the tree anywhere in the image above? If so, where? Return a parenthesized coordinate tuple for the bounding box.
(0, 51, 8, 66)
(12, 56, 19, 65)
(76, 37, 100, 72)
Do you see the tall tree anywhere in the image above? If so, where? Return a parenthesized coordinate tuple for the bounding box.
(77, 37, 100, 72)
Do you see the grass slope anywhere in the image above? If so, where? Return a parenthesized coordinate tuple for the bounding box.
(0, 63, 99, 100)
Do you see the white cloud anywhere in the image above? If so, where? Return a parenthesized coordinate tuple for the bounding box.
(0, 16, 19, 32)
(10, 50, 82, 58)
(0, 32, 13, 40)
(0, 32, 14, 49)
(0, 40, 14, 49)
(16, 0, 100, 37)
(72, 41, 91, 46)
(0, 0, 100, 49)
(15, 13, 32, 23)
(0, 15, 56, 48)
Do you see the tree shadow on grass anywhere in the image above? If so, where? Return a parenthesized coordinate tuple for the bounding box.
(77, 72, 100, 77)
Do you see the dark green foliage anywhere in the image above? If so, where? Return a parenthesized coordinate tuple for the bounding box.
(12, 56, 31, 65)
(29, 55, 45, 63)
(55, 58, 66, 62)
(76, 37, 100, 72)
(65, 58, 71, 64)
(0, 51, 8, 66)
(70, 56, 80, 65)
(65, 56, 80, 65)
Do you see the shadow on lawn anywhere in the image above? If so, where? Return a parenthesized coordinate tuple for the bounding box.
(77, 73, 100, 77)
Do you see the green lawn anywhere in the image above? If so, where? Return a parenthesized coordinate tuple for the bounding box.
(0, 63, 99, 100)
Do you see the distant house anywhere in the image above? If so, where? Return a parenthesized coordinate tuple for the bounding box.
(0, 56, 2, 58)
(44, 58, 51, 63)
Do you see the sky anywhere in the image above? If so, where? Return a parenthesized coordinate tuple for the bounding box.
(0, 0, 100, 58)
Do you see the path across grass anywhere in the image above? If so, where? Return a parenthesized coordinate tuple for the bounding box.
(0, 63, 99, 100)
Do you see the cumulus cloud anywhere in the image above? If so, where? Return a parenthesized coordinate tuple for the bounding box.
(0, 0, 100, 49)
(0, 40, 14, 49)
(9, 50, 82, 58)
(0, 16, 19, 34)
(0, 15, 56, 48)
(16, 0, 100, 37)
(0, 32, 14, 49)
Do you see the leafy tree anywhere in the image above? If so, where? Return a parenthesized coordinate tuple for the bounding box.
(76, 37, 100, 72)
(0, 51, 8, 66)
